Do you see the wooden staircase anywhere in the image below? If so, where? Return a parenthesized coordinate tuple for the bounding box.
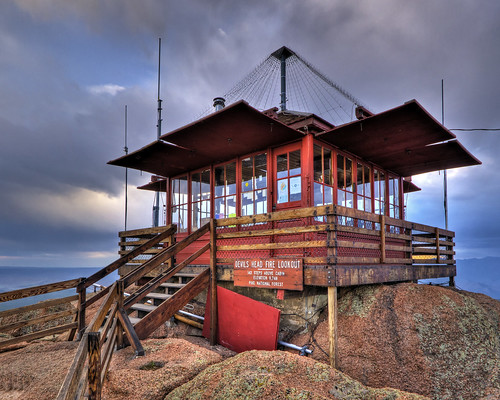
(127, 272, 202, 324)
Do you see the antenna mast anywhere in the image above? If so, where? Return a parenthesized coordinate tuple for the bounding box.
(124, 105, 129, 231)
(442, 79, 448, 230)
(153, 38, 162, 227)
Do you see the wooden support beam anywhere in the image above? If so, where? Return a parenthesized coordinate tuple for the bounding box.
(116, 308, 144, 356)
(88, 332, 101, 400)
(328, 286, 337, 369)
(210, 219, 218, 346)
(380, 214, 386, 263)
(56, 333, 89, 400)
(77, 288, 86, 340)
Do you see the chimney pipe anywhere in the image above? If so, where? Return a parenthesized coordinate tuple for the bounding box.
(213, 97, 226, 111)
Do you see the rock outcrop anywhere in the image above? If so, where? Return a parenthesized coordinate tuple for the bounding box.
(166, 350, 429, 399)
(291, 283, 500, 400)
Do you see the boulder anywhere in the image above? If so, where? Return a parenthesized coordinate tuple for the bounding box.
(166, 350, 429, 399)
(291, 283, 500, 399)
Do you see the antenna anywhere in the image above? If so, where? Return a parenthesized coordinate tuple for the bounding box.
(124, 105, 129, 231)
(442, 79, 448, 230)
(153, 38, 162, 227)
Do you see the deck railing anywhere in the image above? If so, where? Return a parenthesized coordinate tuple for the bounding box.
(214, 204, 454, 268)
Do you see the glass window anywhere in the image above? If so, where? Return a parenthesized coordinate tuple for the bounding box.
(313, 144, 334, 208)
(337, 154, 354, 208)
(215, 161, 237, 219)
(191, 170, 211, 230)
(171, 176, 188, 232)
(277, 149, 301, 204)
(374, 169, 385, 215)
(356, 163, 371, 212)
(388, 175, 400, 219)
(241, 153, 268, 216)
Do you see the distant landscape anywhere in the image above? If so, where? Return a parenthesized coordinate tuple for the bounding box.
(455, 257, 500, 299)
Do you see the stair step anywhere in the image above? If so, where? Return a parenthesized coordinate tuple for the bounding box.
(145, 293, 172, 300)
(130, 303, 157, 313)
(174, 273, 198, 278)
(129, 316, 141, 325)
(160, 282, 186, 289)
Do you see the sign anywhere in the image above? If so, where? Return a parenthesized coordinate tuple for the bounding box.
(233, 258, 303, 291)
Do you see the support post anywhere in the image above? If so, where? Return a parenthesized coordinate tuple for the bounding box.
(88, 332, 101, 400)
(209, 218, 218, 346)
(77, 286, 86, 340)
(435, 227, 441, 263)
(328, 286, 337, 369)
(116, 280, 124, 349)
(380, 214, 386, 263)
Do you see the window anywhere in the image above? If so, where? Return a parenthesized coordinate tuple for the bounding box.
(374, 169, 386, 215)
(191, 169, 211, 230)
(313, 144, 334, 207)
(241, 153, 267, 216)
(388, 175, 400, 219)
(171, 176, 188, 232)
(337, 154, 354, 208)
(356, 163, 372, 213)
(214, 162, 236, 219)
(276, 149, 301, 204)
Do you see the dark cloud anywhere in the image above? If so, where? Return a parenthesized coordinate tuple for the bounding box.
(0, 0, 498, 268)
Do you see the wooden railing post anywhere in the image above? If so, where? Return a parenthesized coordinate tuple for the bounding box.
(116, 280, 124, 349)
(209, 218, 218, 346)
(88, 332, 101, 400)
(380, 214, 386, 264)
(328, 286, 337, 369)
(77, 286, 86, 340)
(435, 227, 441, 263)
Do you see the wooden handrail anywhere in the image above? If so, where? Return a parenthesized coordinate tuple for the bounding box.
(0, 278, 83, 303)
(81, 224, 176, 290)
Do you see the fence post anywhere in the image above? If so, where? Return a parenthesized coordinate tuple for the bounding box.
(209, 218, 218, 346)
(116, 280, 124, 349)
(77, 285, 86, 340)
(88, 332, 101, 400)
(380, 214, 386, 264)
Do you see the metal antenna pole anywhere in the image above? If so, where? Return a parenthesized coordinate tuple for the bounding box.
(442, 79, 448, 230)
(280, 52, 287, 111)
(124, 105, 129, 231)
(153, 38, 162, 227)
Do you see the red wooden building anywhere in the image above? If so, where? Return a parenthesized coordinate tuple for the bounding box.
(107, 50, 480, 363)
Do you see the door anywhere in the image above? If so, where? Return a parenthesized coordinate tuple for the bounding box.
(273, 144, 302, 211)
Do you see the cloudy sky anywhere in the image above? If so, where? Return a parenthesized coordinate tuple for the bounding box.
(0, 0, 499, 271)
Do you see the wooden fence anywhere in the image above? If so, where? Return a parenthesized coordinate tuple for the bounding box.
(0, 278, 81, 350)
(214, 204, 454, 268)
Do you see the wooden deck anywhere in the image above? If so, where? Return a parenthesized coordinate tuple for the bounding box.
(119, 204, 455, 287)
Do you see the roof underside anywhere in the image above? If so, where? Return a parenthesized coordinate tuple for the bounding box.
(317, 100, 480, 176)
(108, 101, 304, 177)
(108, 99, 480, 180)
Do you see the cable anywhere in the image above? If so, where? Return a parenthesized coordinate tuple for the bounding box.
(450, 128, 500, 131)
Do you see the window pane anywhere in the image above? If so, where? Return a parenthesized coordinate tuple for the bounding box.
(337, 154, 345, 189)
(345, 158, 353, 192)
(226, 162, 236, 195)
(215, 166, 224, 197)
(191, 202, 200, 230)
(226, 196, 236, 218)
(241, 157, 253, 192)
(325, 186, 333, 205)
(215, 197, 224, 219)
(255, 153, 267, 189)
(277, 154, 288, 179)
(356, 163, 363, 195)
(324, 148, 332, 185)
(191, 173, 200, 202)
(364, 165, 371, 198)
(241, 192, 254, 216)
(255, 189, 267, 214)
(201, 170, 210, 200)
(313, 145, 323, 183)
(290, 176, 301, 202)
(277, 179, 288, 203)
(289, 150, 301, 176)
(314, 182, 323, 206)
